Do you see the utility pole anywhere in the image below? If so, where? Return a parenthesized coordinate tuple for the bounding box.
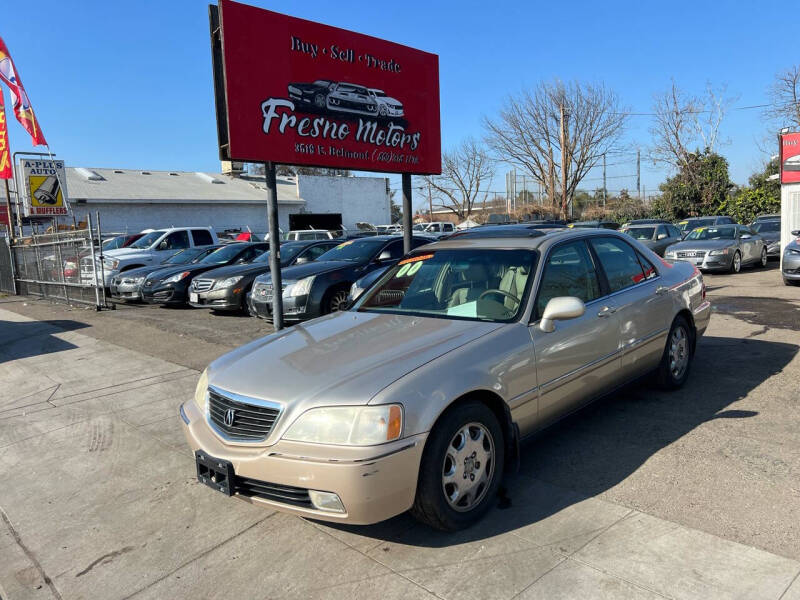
(559, 102, 568, 220)
(427, 179, 432, 223)
(636, 148, 641, 199)
(602, 153, 607, 210)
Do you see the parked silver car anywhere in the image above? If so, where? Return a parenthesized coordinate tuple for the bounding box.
(783, 230, 800, 286)
(181, 229, 710, 530)
(622, 223, 682, 256)
(664, 224, 767, 273)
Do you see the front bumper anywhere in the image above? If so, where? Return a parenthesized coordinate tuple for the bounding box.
(180, 400, 427, 525)
(141, 283, 186, 305)
(189, 287, 242, 310)
(110, 277, 144, 301)
(667, 252, 733, 272)
(782, 254, 800, 280)
(249, 291, 314, 322)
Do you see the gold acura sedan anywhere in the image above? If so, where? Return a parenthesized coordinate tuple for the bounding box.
(181, 229, 710, 530)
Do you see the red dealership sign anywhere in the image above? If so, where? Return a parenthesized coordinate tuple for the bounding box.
(780, 132, 800, 184)
(212, 0, 441, 174)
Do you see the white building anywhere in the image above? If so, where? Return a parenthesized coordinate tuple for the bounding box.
(63, 167, 391, 235)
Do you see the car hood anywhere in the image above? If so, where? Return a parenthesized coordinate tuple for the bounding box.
(104, 247, 152, 258)
(146, 263, 218, 281)
(259, 260, 355, 283)
(200, 262, 271, 280)
(208, 311, 503, 408)
(667, 239, 736, 251)
(115, 264, 170, 279)
(381, 95, 401, 105)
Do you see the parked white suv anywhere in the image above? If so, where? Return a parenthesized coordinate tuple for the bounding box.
(285, 229, 338, 241)
(85, 227, 219, 287)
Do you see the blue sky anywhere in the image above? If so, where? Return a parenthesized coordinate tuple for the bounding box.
(1, 0, 792, 208)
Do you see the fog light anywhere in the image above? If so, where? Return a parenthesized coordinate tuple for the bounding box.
(308, 490, 345, 513)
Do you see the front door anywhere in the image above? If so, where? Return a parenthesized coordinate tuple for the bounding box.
(529, 239, 620, 429)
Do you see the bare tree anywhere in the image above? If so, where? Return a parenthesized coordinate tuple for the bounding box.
(423, 138, 494, 221)
(765, 65, 800, 128)
(649, 81, 736, 175)
(484, 80, 627, 219)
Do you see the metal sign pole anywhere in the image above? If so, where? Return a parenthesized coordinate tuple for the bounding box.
(86, 212, 102, 310)
(96, 211, 107, 308)
(265, 162, 284, 331)
(402, 173, 413, 254)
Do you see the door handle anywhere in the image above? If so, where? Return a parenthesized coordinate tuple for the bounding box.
(655, 286, 669, 295)
(597, 305, 617, 317)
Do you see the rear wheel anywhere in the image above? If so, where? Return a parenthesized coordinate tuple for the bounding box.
(655, 316, 693, 389)
(411, 400, 504, 531)
(729, 251, 742, 274)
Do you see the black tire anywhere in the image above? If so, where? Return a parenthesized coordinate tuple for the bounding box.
(323, 287, 350, 314)
(785, 278, 799, 287)
(655, 315, 693, 390)
(314, 93, 325, 109)
(756, 246, 767, 268)
(411, 400, 505, 531)
(729, 250, 741, 274)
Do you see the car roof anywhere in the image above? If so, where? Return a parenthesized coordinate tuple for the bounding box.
(420, 227, 624, 252)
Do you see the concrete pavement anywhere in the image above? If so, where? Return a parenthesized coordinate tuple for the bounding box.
(1, 265, 800, 599)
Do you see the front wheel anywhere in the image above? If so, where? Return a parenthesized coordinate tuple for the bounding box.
(655, 316, 693, 389)
(729, 250, 742, 274)
(324, 288, 350, 314)
(757, 246, 767, 268)
(411, 401, 504, 531)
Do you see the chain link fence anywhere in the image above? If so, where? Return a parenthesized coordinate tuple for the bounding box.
(9, 222, 107, 308)
(0, 233, 14, 294)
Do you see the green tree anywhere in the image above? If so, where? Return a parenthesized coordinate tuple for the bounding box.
(717, 158, 780, 223)
(653, 151, 733, 220)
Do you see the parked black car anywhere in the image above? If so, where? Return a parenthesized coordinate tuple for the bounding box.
(249, 236, 433, 322)
(676, 215, 735, 238)
(287, 79, 337, 111)
(109, 245, 223, 302)
(188, 240, 338, 312)
(141, 243, 269, 306)
(448, 224, 553, 240)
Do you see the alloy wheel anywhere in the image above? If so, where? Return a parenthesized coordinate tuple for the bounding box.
(441, 423, 495, 512)
(668, 326, 689, 380)
(733, 252, 741, 273)
(760, 247, 767, 267)
(328, 290, 349, 313)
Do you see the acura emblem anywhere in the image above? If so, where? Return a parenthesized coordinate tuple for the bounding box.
(224, 408, 235, 427)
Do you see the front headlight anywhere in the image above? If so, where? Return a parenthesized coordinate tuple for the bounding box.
(218, 276, 243, 288)
(283, 404, 403, 445)
(708, 248, 729, 256)
(104, 258, 119, 269)
(285, 276, 315, 297)
(163, 271, 190, 283)
(194, 368, 208, 410)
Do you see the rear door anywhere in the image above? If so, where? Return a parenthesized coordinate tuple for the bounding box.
(529, 240, 620, 429)
(588, 237, 669, 378)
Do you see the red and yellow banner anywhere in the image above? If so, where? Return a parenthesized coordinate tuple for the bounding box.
(0, 96, 12, 179)
(0, 36, 46, 146)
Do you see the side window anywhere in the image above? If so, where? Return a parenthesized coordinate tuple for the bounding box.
(535, 241, 601, 319)
(383, 240, 405, 260)
(164, 230, 190, 250)
(636, 252, 658, 281)
(444, 223, 454, 232)
(667, 225, 680, 238)
(191, 229, 213, 246)
(656, 225, 667, 238)
(589, 238, 646, 292)
(719, 217, 733, 224)
(303, 244, 331, 261)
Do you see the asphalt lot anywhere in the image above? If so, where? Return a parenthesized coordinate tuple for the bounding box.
(1, 262, 799, 599)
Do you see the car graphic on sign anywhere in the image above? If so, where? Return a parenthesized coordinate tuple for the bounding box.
(288, 80, 378, 117)
(368, 88, 404, 117)
(783, 154, 800, 172)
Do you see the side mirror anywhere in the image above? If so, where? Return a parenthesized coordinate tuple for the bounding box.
(295, 256, 309, 265)
(539, 297, 585, 333)
(657, 233, 667, 240)
(375, 250, 392, 263)
(740, 234, 751, 239)
(158, 241, 169, 250)
(792, 230, 800, 237)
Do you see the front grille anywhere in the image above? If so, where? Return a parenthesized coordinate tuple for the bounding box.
(192, 278, 214, 292)
(677, 250, 705, 259)
(208, 389, 280, 441)
(234, 476, 312, 507)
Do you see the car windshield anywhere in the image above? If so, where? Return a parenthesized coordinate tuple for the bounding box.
(199, 244, 247, 265)
(103, 236, 124, 250)
(316, 239, 385, 262)
(372, 90, 386, 97)
(128, 231, 164, 249)
(686, 226, 736, 240)
(679, 218, 715, 232)
(273, 242, 310, 263)
(412, 224, 426, 231)
(163, 247, 206, 265)
(625, 227, 656, 240)
(751, 221, 780, 233)
(356, 249, 537, 322)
